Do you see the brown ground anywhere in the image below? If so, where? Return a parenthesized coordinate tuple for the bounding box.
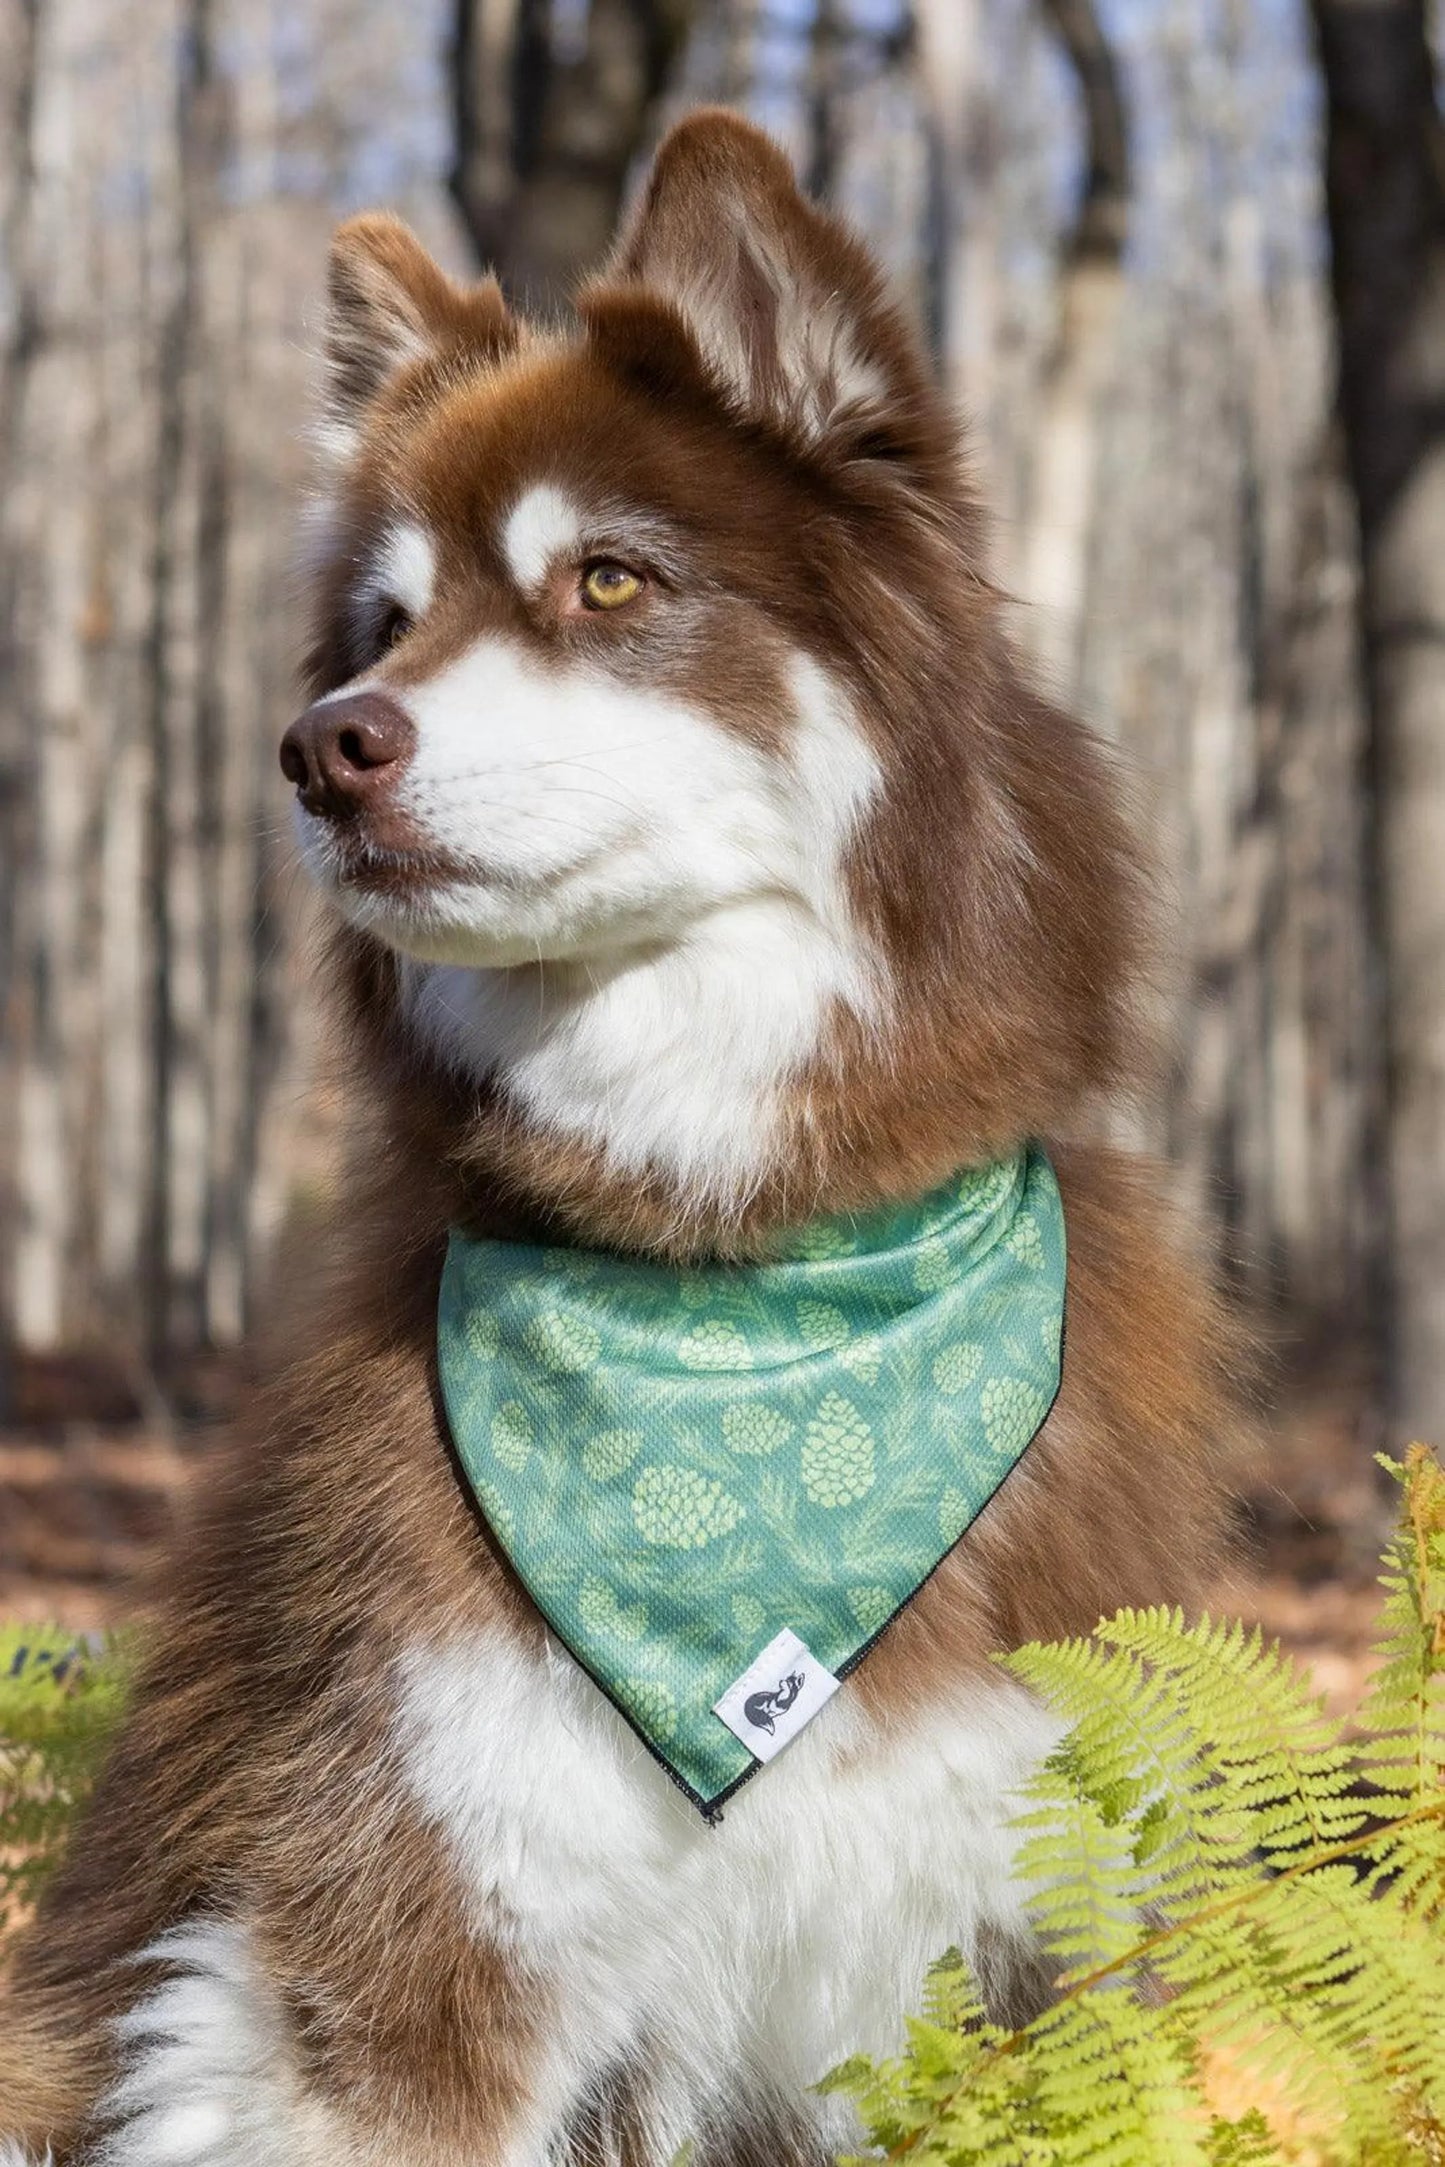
(0, 1338, 1393, 1715)
(1224, 1342, 1391, 1717)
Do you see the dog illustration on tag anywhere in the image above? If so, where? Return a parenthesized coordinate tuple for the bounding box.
(744, 1669, 806, 1736)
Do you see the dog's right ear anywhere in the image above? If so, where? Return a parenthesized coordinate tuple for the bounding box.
(319, 214, 513, 460)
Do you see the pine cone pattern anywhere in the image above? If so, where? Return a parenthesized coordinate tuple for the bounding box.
(438, 1142, 1065, 1806)
(581, 1427, 642, 1482)
(721, 1403, 792, 1457)
(802, 1394, 876, 1507)
(677, 1320, 753, 1371)
(954, 1160, 1019, 1218)
(490, 1400, 533, 1472)
(981, 1375, 1051, 1457)
(838, 1333, 883, 1385)
(632, 1464, 745, 1549)
(797, 1300, 850, 1351)
(848, 1584, 895, 1635)
(933, 1342, 984, 1395)
(938, 1485, 973, 1542)
(627, 1680, 679, 1743)
(523, 1310, 602, 1375)
(578, 1575, 648, 1645)
(1005, 1213, 1045, 1270)
(464, 1311, 500, 1361)
(912, 1237, 953, 1295)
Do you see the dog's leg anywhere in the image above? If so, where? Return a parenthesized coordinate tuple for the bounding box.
(76, 1922, 349, 2167)
(77, 1915, 668, 2167)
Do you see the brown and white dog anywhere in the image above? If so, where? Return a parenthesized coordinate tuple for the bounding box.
(1, 110, 1236, 2167)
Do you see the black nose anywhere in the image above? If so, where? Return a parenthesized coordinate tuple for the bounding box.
(279, 691, 416, 820)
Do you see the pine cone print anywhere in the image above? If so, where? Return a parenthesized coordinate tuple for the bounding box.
(838, 1334, 882, 1385)
(578, 1575, 648, 1644)
(632, 1464, 744, 1548)
(793, 1221, 856, 1261)
(802, 1393, 876, 1507)
(721, 1403, 792, 1457)
(677, 1319, 753, 1371)
(523, 1309, 602, 1374)
(938, 1485, 972, 1542)
(581, 1427, 643, 1482)
(627, 1680, 679, 1743)
(464, 1311, 500, 1361)
(848, 1584, 895, 1635)
(981, 1375, 1050, 1457)
(797, 1300, 850, 1350)
(1005, 1213, 1045, 1269)
(932, 1342, 984, 1395)
(954, 1160, 1017, 1217)
(490, 1400, 533, 1471)
(913, 1237, 952, 1295)
(732, 1592, 767, 1642)
(471, 1479, 516, 1547)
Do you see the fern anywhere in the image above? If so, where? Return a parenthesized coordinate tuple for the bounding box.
(829, 1447, 1445, 2166)
(0, 1623, 130, 1938)
(4, 1457, 1445, 2164)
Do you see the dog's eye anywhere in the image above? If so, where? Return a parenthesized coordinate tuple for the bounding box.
(376, 602, 414, 653)
(580, 561, 643, 612)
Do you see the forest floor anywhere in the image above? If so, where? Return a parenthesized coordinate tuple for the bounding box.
(0, 1337, 1393, 1716)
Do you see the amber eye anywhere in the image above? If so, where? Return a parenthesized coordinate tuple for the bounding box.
(580, 561, 643, 612)
(377, 602, 414, 652)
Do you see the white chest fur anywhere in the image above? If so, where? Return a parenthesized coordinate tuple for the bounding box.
(393, 1632, 1060, 2159)
(45, 1641, 1056, 2167)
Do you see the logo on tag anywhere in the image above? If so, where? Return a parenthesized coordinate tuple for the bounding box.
(713, 1628, 840, 1763)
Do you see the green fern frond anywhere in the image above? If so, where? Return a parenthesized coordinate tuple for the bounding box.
(1202, 2110, 1280, 2167)
(831, 1445, 1445, 2167)
(1006, 1634, 1255, 1917)
(1358, 1448, 1445, 1817)
(1100, 1610, 1366, 1862)
(0, 1623, 131, 1938)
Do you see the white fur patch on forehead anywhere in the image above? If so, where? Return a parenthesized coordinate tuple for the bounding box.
(368, 520, 437, 620)
(502, 484, 586, 591)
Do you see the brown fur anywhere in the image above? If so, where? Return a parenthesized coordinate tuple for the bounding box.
(1, 109, 1243, 2162)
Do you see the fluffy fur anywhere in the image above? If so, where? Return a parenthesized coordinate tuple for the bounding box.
(1, 110, 1239, 2164)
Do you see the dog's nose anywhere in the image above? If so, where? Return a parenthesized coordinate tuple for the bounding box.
(279, 691, 416, 820)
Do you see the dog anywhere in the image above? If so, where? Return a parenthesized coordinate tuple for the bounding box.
(0, 108, 1235, 2166)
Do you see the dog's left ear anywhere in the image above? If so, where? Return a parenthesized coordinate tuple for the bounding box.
(584, 108, 943, 468)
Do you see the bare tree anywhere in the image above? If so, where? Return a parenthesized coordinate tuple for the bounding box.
(1021, 0, 1130, 685)
(449, 0, 686, 300)
(1311, 0, 1445, 1440)
(0, 0, 1400, 1437)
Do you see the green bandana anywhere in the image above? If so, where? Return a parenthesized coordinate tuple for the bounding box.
(438, 1145, 1065, 1817)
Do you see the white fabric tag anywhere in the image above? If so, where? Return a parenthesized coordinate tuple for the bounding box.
(712, 1627, 840, 1764)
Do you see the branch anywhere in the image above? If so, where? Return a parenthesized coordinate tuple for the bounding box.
(1038, 0, 1130, 262)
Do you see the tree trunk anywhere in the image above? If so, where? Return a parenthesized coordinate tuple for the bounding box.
(1311, 0, 1445, 1440)
(1020, 0, 1130, 688)
(0, 0, 340, 1395)
(449, 0, 684, 302)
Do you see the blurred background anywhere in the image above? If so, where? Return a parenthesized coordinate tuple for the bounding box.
(1, 0, 1441, 1694)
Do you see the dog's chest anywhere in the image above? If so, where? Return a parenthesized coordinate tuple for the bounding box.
(392, 1628, 1059, 2116)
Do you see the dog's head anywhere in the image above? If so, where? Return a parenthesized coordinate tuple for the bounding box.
(290, 111, 1145, 1246)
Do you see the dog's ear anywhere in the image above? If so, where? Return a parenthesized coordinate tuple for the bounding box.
(319, 214, 513, 458)
(584, 109, 942, 467)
